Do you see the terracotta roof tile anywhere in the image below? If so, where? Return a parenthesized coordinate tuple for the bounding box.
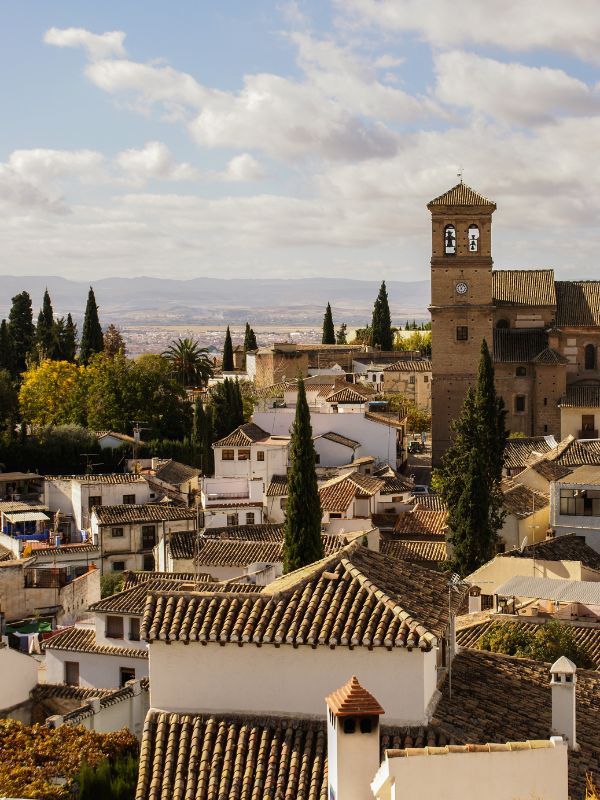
(532, 347, 569, 365)
(122, 570, 200, 589)
(318, 473, 383, 513)
(205, 523, 285, 541)
(394, 509, 448, 537)
(142, 543, 464, 648)
(195, 536, 340, 567)
(428, 182, 496, 208)
(383, 359, 432, 372)
(326, 675, 384, 717)
(531, 461, 573, 481)
(503, 436, 557, 469)
(560, 385, 600, 409)
(44, 627, 148, 659)
(62, 679, 150, 726)
(556, 281, 600, 327)
(94, 504, 196, 526)
(552, 439, 600, 467)
(155, 460, 200, 485)
(409, 495, 447, 512)
(325, 386, 373, 403)
(381, 539, 448, 565)
(316, 431, 360, 449)
(32, 543, 99, 557)
(500, 480, 549, 519)
(492, 270, 556, 307)
(213, 423, 269, 448)
(266, 475, 289, 496)
(493, 329, 549, 363)
(379, 475, 414, 495)
(500, 533, 600, 571)
(364, 410, 406, 429)
(43, 473, 146, 484)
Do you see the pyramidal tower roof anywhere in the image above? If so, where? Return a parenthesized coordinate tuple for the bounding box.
(428, 181, 496, 209)
(326, 675, 385, 718)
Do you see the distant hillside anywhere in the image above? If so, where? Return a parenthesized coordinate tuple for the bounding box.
(0, 275, 430, 326)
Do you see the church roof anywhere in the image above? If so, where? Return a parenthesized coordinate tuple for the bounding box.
(493, 270, 556, 307)
(427, 182, 496, 209)
(559, 384, 600, 408)
(556, 281, 600, 327)
(493, 329, 549, 363)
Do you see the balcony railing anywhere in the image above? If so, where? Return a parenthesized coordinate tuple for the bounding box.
(205, 492, 250, 501)
(579, 430, 598, 439)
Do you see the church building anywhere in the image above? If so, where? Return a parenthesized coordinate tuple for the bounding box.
(429, 182, 600, 465)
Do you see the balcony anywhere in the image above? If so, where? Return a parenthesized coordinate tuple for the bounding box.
(579, 429, 598, 439)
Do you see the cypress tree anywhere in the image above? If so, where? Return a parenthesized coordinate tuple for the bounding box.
(57, 313, 77, 361)
(243, 323, 258, 353)
(371, 281, 393, 350)
(0, 320, 15, 374)
(335, 323, 347, 345)
(35, 288, 57, 359)
(8, 291, 34, 374)
(222, 326, 234, 371)
(79, 287, 103, 364)
(283, 378, 323, 573)
(322, 303, 335, 344)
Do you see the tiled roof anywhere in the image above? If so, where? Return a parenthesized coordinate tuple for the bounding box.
(552, 438, 600, 467)
(492, 270, 556, 307)
(364, 410, 406, 429)
(532, 347, 569, 365)
(325, 386, 372, 403)
(89, 577, 205, 615)
(428, 182, 496, 208)
(205, 523, 285, 541)
(379, 475, 414, 495)
(432, 649, 600, 798)
(394, 508, 448, 537)
(122, 570, 199, 589)
(555, 281, 600, 327)
(326, 675, 384, 717)
(0, 500, 48, 514)
(383, 359, 432, 372)
(43, 473, 146, 484)
(32, 543, 99, 557)
(559, 384, 600, 408)
(319, 473, 383, 513)
(93, 503, 196, 526)
(96, 430, 137, 444)
(531, 461, 573, 481)
(142, 544, 464, 648)
(493, 328, 549, 363)
(255, 381, 288, 398)
(456, 618, 600, 668)
(155, 460, 200, 486)
(371, 513, 399, 530)
(381, 539, 448, 564)
(500, 533, 600, 571)
(136, 711, 328, 800)
(30, 683, 114, 703)
(196, 536, 340, 567)
(62, 679, 150, 726)
(316, 431, 360, 449)
(266, 475, 288, 496)
(409, 495, 447, 512)
(500, 480, 549, 519)
(44, 627, 148, 659)
(213, 423, 269, 448)
(169, 531, 197, 560)
(0, 544, 14, 562)
(503, 436, 557, 469)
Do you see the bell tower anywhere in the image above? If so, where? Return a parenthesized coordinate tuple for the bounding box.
(428, 181, 497, 466)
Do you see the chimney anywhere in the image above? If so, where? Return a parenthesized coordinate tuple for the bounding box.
(468, 585, 482, 614)
(550, 656, 578, 750)
(326, 676, 384, 800)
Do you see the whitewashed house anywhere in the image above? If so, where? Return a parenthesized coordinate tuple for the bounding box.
(550, 465, 600, 552)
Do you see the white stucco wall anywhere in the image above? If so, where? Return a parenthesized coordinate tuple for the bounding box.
(0, 644, 38, 710)
(467, 556, 590, 596)
(149, 642, 438, 725)
(561, 406, 598, 440)
(44, 648, 148, 688)
(314, 437, 356, 467)
(214, 443, 288, 483)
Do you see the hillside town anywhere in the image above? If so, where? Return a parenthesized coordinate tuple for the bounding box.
(0, 181, 598, 798)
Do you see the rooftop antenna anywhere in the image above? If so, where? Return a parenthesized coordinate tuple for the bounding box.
(80, 454, 103, 475)
(457, 165, 464, 183)
(447, 572, 466, 699)
(130, 421, 150, 472)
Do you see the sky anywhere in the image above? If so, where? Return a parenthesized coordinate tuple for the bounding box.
(1, 0, 600, 282)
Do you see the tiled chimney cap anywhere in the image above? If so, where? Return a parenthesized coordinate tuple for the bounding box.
(326, 676, 384, 718)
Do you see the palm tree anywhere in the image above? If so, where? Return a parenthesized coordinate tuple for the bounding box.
(162, 337, 214, 387)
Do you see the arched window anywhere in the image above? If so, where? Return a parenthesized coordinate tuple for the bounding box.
(468, 224, 480, 252)
(444, 225, 456, 255)
(584, 343, 596, 370)
(496, 319, 509, 329)
(515, 366, 526, 377)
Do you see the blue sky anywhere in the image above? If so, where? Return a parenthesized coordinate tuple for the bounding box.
(1, 0, 600, 281)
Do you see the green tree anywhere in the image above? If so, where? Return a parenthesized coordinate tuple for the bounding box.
(162, 337, 213, 387)
(193, 400, 214, 475)
(322, 302, 335, 344)
(103, 324, 126, 358)
(8, 291, 34, 374)
(350, 325, 372, 345)
(283, 378, 323, 572)
(19, 359, 84, 427)
(222, 326, 234, 371)
(243, 322, 258, 353)
(0, 370, 18, 431)
(0, 320, 15, 374)
(335, 323, 347, 345)
(371, 281, 393, 350)
(100, 573, 125, 598)
(437, 339, 506, 575)
(477, 620, 594, 669)
(34, 289, 58, 360)
(57, 313, 78, 361)
(79, 287, 104, 364)
(211, 378, 244, 441)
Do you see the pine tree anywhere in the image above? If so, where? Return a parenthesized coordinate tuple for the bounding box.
(335, 323, 347, 345)
(79, 288, 103, 364)
(222, 326, 234, 371)
(438, 339, 507, 575)
(8, 291, 35, 374)
(103, 323, 126, 358)
(322, 303, 335, 344)
(371, 281, 393, 350)
(57, 313, 77, 361)
(283, 378, 323, 573)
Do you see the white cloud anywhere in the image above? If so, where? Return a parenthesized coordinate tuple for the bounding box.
(0, 166, 68, 214)
(7, 148, 106, 185)
(44, 27, 127, 60)
(115, 141, 200, 182)
(222, 154, 265, 182)
(435, 51, 600, 125)
(336, 0, 600, 64)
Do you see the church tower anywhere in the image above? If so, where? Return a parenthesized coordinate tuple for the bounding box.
(428, 181, 497, 466)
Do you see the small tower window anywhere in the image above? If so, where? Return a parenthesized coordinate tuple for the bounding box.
(496, 319, 509, 329)
(456, 326, 468, 341)
(515, 366, 526, 377)
(444, 225, 456, 256)
(515, 395, 526, 413)
(343, 718, 356, 734)
(584, 343, 596, 370)
(468, 224, 480, 252)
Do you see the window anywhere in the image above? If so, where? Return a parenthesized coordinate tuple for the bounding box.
(106, 615, 124, 639)
(515, 366, 526, 377)
(143, 554, 155, 571)
(112, 561, 125, 572)
(65, 661, 79, 686)
(496, 319, 509, 329)
(129, 617, 140, 641)
(372, 375, 377, 382)
(544, 397, 548, 406)
(256, 451, 265, 462)
(227, 513, 239, 526)
(544, 424, 548, 433)
(330, 513, 342, 519)
(238, 449, 251, 460)
(444, 224, 456, 255)
(468, 224, 480, 252)
(315, 453, 321, 464)
(560, 488, 600, 516)
(515, 395, 526, 413)
(343, 718, 356, 734)
(88, 495, 102, 510)
(456, 326, 468, 341)
(360, 718, 373, 734)
(584, 343, 597, 370)
(246, 512, 255, 525)
(120, 667, 136, 688)
(141, 525, 156, 550)
(222, 449, 234, 460)
(424, 375, 429, 383)
(409, 375, 415, 384)
(582, 414, 595, 432)
(111, 527, 124, 538)
(280, 498, 287, 510)
(122, 494, 135, 504)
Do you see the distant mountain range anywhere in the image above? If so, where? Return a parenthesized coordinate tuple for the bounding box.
(0, 275, 430, 326)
